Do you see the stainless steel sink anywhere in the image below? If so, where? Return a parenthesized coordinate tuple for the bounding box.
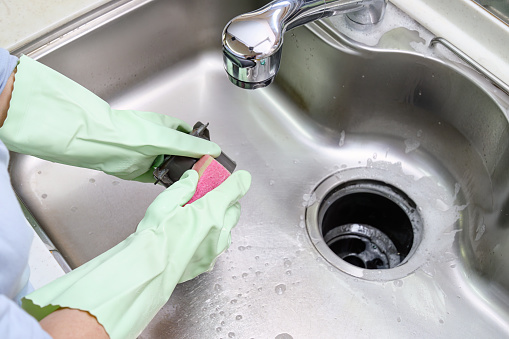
(10, 0, 509, 337)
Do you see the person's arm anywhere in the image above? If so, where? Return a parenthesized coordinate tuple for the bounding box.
(0, 136, 108, 337)
(23, 169, 251, 339)
(0, 55, 221, 182)
(40, 308, 109, 339)
(0, 68, 14, 127)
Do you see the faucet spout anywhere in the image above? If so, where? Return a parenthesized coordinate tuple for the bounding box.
(222, 0, 387, 89)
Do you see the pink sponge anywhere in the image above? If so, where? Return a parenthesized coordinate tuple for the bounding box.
(186, 155, 231, 204)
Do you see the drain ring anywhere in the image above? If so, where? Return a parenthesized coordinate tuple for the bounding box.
(324, 223, 401, 269)
(306, 170, 424, 280)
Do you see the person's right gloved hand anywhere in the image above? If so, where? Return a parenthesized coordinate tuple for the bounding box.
(0, 55, 220, 182)
(22, 169, 251, 339)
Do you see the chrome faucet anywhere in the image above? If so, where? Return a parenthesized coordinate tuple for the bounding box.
(222, 0, 387, 89)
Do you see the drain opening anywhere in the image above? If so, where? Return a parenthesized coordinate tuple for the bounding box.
(318, 180, 421, 270)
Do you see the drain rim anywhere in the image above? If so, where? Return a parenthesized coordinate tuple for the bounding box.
(306, 168, 425, 281)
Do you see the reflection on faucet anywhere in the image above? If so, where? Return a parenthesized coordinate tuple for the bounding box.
(222, 0, 388, 89)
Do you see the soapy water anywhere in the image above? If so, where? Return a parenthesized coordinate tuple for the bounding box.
(404, 138, 420, 153)
(328, 2, 434, 55)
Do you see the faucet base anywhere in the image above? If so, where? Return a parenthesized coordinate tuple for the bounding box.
(226, 75, 275, 90)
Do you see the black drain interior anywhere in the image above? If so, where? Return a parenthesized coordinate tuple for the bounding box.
(318, 180, 419, 270)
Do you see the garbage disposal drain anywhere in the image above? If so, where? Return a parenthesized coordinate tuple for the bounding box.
(306, 177, 423, 278)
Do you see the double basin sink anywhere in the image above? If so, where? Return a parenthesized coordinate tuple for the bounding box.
(10, 0, 509, 337)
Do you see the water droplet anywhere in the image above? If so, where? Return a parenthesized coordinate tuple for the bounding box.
(393, 280, 403, 287)
(284, 259, 292, 268)
(286, 270, 292, 276)
(216, 327, 222, 332)
(339, 130, 346, 147)
(269, 180, 275, 186)
(255, 256, 260, 260)
(112, 181, 120, 186)
(89, 178, 96, 183)
(397, 317, 402, 323)
(228, 332, 236, 338)
(275, 284, 287, 295)
(37, 171, 42, 174)
(256, 271, 262, 276)
(231, 299, 238, 304)
(232, 276, 237, 280)
(258, 287, 263, 292)
(450, 264, 456, 268)
(71, 206, 78, 212)
(242, 273, 248, 278)
(236, 315, 243, 320)
(41, 194, 47, 199)
(214, 284, 222, 292)
(238, 246, 246, 251)
(302, 193, 317, 207)
(373, 153, 377, 159)
(439, 319, 444, 324)
(275, 334, 294, 339)
(210, 313, 217, 319)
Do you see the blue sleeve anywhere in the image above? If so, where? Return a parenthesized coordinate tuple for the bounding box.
(0, 140, 44, 336)
(0, 295, 52, 338)
(0, 141, 32, 300)
(0, 48, 18, 94)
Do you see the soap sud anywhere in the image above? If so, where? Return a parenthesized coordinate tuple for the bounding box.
(435, 198, 449, 212)
(404, 139, 420, 153)
(475, 224, 486, 241)
(328, 2, 434, 55)
(302, 193, 317, 207)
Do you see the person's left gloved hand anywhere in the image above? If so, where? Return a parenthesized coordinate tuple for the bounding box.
(0, 55, 220, 181)
(22, 169, 251, 339)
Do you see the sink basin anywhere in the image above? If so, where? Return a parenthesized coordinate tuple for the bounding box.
(10, 0, 509, 337)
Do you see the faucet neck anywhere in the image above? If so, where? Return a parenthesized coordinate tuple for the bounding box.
(222, 0, 387, 89)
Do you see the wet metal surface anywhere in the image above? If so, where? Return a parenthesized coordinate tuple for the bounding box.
(9, 0, 509, 337)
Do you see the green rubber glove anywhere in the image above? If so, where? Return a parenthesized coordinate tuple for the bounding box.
(0, 55, 220, 181)
(22, 169, 251, 339)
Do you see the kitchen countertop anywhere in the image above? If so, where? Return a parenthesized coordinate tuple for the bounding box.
(0, 0, 112, 51)
(391, 0, 509, 92)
